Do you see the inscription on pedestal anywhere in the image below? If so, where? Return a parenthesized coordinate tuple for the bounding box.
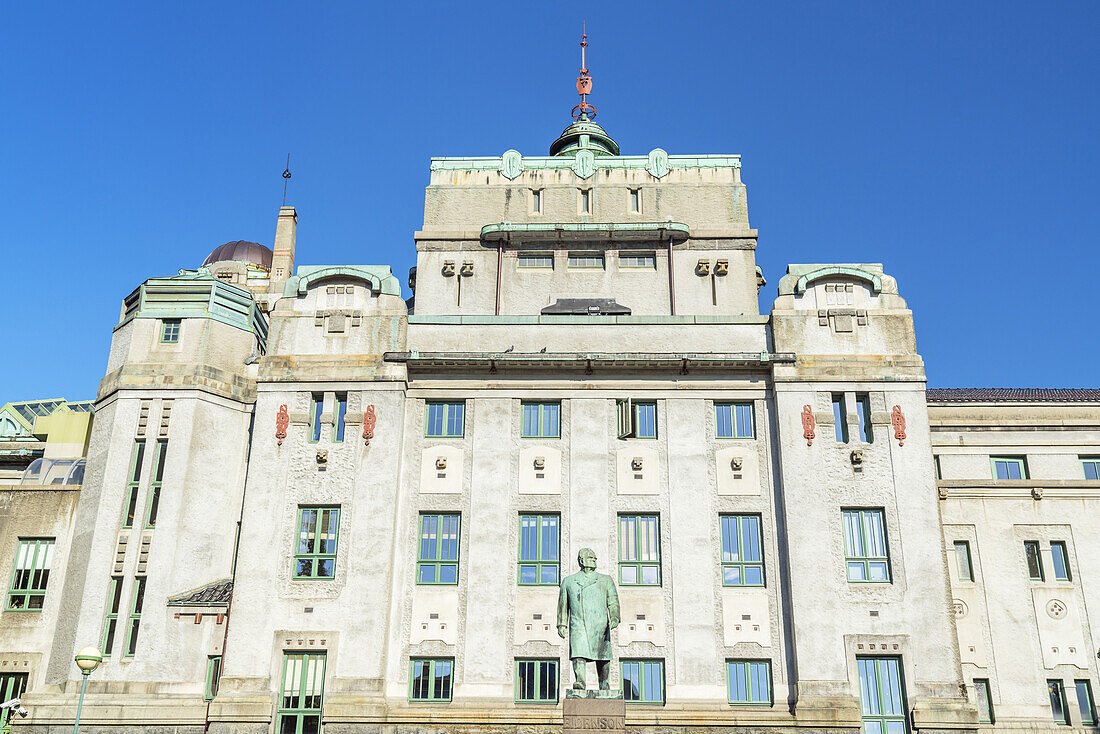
(564, 695, 625, 734)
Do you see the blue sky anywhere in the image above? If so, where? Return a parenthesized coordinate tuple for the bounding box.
(2, 1, 1097, 402)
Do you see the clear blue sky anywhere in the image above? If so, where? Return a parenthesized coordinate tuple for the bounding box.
(3, 1, 1097, 402)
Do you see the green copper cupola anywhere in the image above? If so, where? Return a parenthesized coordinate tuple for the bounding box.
(550, 28, 619, 157)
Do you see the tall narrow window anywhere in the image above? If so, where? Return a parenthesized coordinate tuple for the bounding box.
(974, 679, 994, 724)
(515, 659, 558, 703)
(726, 660, 772, 704)
(101, 576, 124, 657)
(425, 402, 465, 438)
(857, 657, 907, 734)
(518, 514, 559, 585)
(521, 402, 560, 438)
(633, 401, 657, 439)
(410, 658, 453, 702)
(843, 509, 890, 582)
(618, 514, 660, 586)
(630, 188, 641, 213)
(160, 319, 181, 344)
(833, 394, 849, 443)
(992, 456, 1027, 480)
(1083, 458, 1100, 481)
(934, 455, 942, 480)
(720, 515, 764, 587)
(309, 393, 323, 443)
(145, 439, 167, 528)
(124, 576, 147, 657)
(1049, 680, 1070, 725)
(417, 513, 461, 584)
(715, 403, 754, 439)
(579, 189, 591, 214)
(1024, 541, 1044, 580)
(122, 440, 146, 529)
(856, 394, 874, 443)
(1051, 541, 1071, 581)
(1075, 680, 1096, 725)
(278, 652, 326, 733)
(205, 655, 223, 701)
(622, 660, 664, 704)
(294, 507, 340, 579)
(0, 672, 27, 728)
(531, 189, 542, 214)
(953, 541, 973, 582)
(334, 393, 347, 442)
(7, 538, 54, 610)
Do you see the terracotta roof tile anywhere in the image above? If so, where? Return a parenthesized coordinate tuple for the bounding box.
(926, 388, 1100, 403)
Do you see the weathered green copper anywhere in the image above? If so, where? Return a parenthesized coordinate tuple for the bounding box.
(284, 265, 402, 298)
(557, 548, 621, 690)
(480, 221, 691, 244)
(430, 151, 741, 182)
(794, 265, 883, 294)
(549, 114, 620, 157)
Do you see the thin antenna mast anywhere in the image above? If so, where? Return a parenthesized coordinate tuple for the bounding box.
(281, 154, 292, 206)
(572, 24, 596, 121)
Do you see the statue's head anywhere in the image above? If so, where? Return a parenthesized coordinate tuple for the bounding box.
(578, 548, 597, 570)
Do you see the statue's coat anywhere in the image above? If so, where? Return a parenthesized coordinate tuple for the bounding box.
(556, 570, 620, 661)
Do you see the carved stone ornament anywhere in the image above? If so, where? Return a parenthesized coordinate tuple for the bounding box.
(646, 148, 671, 179)
(500, 149, 524, 180)
(952, 599, 968, 618)
(316, 450, 328, 464)
(573, 148, 596, 179)
(1031, 487, 1043, 500)
(362, 404, 376, 445)
(850, 449, 864, 467)
(275, 404, 289, 446)
(801, 405, 815, 446)
(731, 456, 743, 471)
(891, 405, 906, 446)
(1047, 599, 1067, 619)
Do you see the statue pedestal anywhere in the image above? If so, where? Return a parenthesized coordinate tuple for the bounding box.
(563, 691, 624, 733)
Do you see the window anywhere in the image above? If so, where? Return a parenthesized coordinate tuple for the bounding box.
(206, 655, 222, 701)
(123, 576, 147, 657)
(122, 440, 146, 529)
(145, 440, 167, 528)
(1024, 541, 1044, 580)
(1049, 680, 1070, 725)
(309, 393, 323, 443)
(7, 538, 54, 610)
(518, 514, 559, 585)
(518, 253, 553, 269)
(160, 319, 181, 344)
(720, 515, 764, 586)
(622, 660, 664, 704)
(726, 660, 771, 704)
(579, 189, 591, 213)
(101, 576, 124, 657)
(294, 507, 340, 579)
(1076, 680, 1096, 725)
(833, 394, 849, 443)
(0, 672, 27, 728)
(521, 402, 560, 438)
(934, 456, 942, 480)
(568, 252, 603, 269)
(953, 541, 973, 582)
(974, 678, 994, 724)
(618, 514, 660, 586)
(843, 509, 890, 582)
(856, 394, 874, 443)
(715, 403, 754, 439)
(616, 399, 656, 439)
(334, 393, 347, 442)
(992, 456, 1027, 480)
(630, 188, 641, 213)
(410, 658, 453, 702)
(417, 513, 460, 584)
(425, 402, 465, 438)
(531, 189, 542, 214)
(858, 658, 907, 734)
(1083, 458, 1100, 481)
(1051, 541, 1071, 581)
(620, 252, 655, 268)
(516, 659, 558, 703)
(278, 652, 326, 734)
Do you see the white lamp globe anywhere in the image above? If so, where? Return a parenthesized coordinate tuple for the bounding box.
(74, 646, 103, 674)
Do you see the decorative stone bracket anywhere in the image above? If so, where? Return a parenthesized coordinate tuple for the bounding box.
(314, 309, 363, 334)
(818, 308, 868, 333)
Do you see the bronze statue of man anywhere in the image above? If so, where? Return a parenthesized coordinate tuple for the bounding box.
(556, 548, 621, 690)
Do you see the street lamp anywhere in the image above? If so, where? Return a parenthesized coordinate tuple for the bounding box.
(72, 646, 102, 734)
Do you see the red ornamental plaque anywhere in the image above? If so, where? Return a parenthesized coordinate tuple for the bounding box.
(275, 404, 289, 446)
(801, 405, 815, 446)
(891, 405, 906, 446)
(363, 405, 376, 445)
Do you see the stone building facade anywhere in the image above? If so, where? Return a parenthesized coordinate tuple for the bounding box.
(3, 112, 1099, 734)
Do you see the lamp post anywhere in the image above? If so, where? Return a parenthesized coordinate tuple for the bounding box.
(72, 646, 102, 734)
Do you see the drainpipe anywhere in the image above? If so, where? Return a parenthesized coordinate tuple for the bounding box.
(665, 233, 676, 316)
(495, 241, 503, 316)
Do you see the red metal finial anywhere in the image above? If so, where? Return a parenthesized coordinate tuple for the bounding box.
(573, 23, 596, 121)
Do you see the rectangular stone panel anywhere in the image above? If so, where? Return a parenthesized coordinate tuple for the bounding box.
(564, 696, 625, 733)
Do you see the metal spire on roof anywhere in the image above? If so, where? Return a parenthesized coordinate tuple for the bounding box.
(572, 23, 596, 121)
(281, 154, 292, 206)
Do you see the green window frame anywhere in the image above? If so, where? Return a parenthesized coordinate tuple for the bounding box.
(205, 655, 222, 701)
(619, 252, 656, 268)
(726, 659, 772, 704)
(0, 672, 27, 728)
(622, 659, 664, 704)
(833, 394, 849, 443)
(145, 439, 167, 528)
(856, 394, 874, 443)
(518, 514, 560, 585)
(101, 575, 124, 657)
(720, 514, 764, 587)
(123, 576, 146, 658)
(1083, 458, 1100, 481)
(515, 658, 558, 703)
(521, 402, 560, 438)
(7, 538, 55, 610)
(1024, 541, 1044, 580)
(715, 402, 754, 439)
(843, 509, 891, 583)
(991, 456, 1027, 480)
(309, 393, 323, 443)
(518, 253, 553, 268)
(567, 252, 603, 268)
(425, 402, 465, 438)
(618, 514, 660, 586)
(974, 678, 994, 724)
(278, 652, 326, 734)
(1049, 679, 1070, 725)
(334, 393, 347, 442)
(1051, 541, 1071, 581)
(953, 540, 973, 582)
(160, 319, 181, 344)
(417, 513, 460, 585)
(858, 657, 907, 734)
(616, 399, 656, 439)
(410, 657, 453, 702)
(122, 440, 146, 529)
(1075, 680, 1096, 725)
(294, 507, 340, 579)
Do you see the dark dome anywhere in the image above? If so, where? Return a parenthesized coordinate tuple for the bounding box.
(203, 240, 273, 271)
